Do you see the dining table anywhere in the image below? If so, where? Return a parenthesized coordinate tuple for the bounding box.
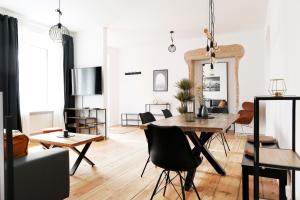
(139, 113, 239, 191)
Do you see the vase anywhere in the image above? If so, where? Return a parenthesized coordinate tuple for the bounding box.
(201, 105, 208, 118)
(197, 105, 203, 117)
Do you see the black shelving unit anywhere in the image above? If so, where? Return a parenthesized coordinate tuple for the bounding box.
(121, 113, 140, 126)
(254, 96, 300, 200)
(145, 103, 171, 116)
(64, 108, 107, 139)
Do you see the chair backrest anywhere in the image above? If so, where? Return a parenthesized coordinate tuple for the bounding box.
(139, 112, 156, 124)
(236, 102, 254, 125)
(161, 109, 173, 118)
(236, 110, 254, 124)
(139, 112, 156, 153)
(242, 102, 254, 112)
(147, 124, 200, 171)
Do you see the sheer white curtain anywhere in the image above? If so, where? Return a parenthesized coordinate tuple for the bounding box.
(19, 24, 65, 134)
(48, 42, 65, 129)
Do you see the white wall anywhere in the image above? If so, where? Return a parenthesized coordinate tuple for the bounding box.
(265, 0, 300, 198)
(74, 28, 121, 126)
(107, 47, 120, 125)
(74, 29, 105, 108)
(110, 29, 265, 129)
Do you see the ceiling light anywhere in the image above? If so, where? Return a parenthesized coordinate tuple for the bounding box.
(204, 0, 219, 69)
(168, 31, 176, 53)
(49, 0, 70, 42)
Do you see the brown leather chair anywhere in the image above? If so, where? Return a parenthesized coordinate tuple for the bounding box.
(235, 102, 254, 133)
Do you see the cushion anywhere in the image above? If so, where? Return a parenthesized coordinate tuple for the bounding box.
(4, 132, 29, 159)
(246, 135, 277, 144)
(218, 100, 226, 108)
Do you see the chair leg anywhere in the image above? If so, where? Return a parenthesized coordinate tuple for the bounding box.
(178, 172, 186, 200)
(220, 133, 228, 157)
(241, 124, 245, 134)
(163, 171, 170, 196)
(141, 156, 150, 178)
(233, 123, 236, 134)
(207, 137, 212, 149)
(150, 170, 166, 200)
(222, 132, 231, 151)
(192, 181, 201, 200)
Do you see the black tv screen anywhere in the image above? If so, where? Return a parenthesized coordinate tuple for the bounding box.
(71, 67, 102, 95)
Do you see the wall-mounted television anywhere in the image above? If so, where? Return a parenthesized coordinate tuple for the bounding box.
(71, 66, 102, 95)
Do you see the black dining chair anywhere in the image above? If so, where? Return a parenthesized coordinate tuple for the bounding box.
(161, 109, 173, 118)
(139, 112, 156, 177)
(147, 124, 201, 200)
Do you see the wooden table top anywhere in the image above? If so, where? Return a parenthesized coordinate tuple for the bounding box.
(30, 132, 104, 148)
(139, 113, 239, 132)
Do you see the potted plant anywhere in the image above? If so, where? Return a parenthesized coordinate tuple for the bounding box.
(175, 79, 194, 114)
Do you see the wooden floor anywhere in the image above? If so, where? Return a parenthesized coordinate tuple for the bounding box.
(30, 127, 279, 200)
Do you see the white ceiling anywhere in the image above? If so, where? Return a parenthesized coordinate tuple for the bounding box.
(0, 0, 269, 33)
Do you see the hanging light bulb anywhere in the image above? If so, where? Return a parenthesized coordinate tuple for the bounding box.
(168, 31, 176, 53)
(204, 0, 219, 70)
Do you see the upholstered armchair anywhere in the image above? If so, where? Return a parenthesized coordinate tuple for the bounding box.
(13, 148, 70, 200)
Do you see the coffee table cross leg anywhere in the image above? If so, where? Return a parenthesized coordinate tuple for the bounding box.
(71, 146, 95, 166)
(70, 142, 92, 176)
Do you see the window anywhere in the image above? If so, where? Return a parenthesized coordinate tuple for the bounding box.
(19, 24, 65, 134)
(19, 28, 50, 112)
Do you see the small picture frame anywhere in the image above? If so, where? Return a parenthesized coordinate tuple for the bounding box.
(153, 69, 168, 92)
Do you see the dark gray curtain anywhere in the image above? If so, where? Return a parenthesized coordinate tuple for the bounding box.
(0, 14, 22, 131)
(62, 34, 75, 109)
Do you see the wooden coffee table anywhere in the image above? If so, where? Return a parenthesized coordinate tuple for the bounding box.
(30, 132, 104, 175)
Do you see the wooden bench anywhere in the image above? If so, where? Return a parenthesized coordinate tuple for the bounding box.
(242, 142, 287, 200)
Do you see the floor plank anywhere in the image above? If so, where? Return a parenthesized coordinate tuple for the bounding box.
(29, 127, 279, 200)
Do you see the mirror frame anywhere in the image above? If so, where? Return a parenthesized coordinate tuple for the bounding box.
(184, 44, 245, 111)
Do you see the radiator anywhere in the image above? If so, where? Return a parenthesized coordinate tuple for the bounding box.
(29, 111, 54, 134)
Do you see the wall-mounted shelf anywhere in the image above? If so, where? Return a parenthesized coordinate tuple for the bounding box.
(253, 96, 300, 200)
(64, 108, 107, 139)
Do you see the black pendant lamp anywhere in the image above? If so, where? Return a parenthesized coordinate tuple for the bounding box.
(204, 0, 219, 69)
(168, 31, 176, 53)
(49, 0, 70, 42)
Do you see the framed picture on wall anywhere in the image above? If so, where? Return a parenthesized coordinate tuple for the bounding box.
(202, 62, 228, 101)
(153, 69, 168, 92)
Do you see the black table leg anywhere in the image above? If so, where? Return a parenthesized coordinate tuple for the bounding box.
(201, 145, 226, 175)
(71, 146, 95, 166)
(184, 132, 226, 191)
(188, 132, 226, 175)
(70, 142, 92, 176)
(242, 166, 249, 200)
